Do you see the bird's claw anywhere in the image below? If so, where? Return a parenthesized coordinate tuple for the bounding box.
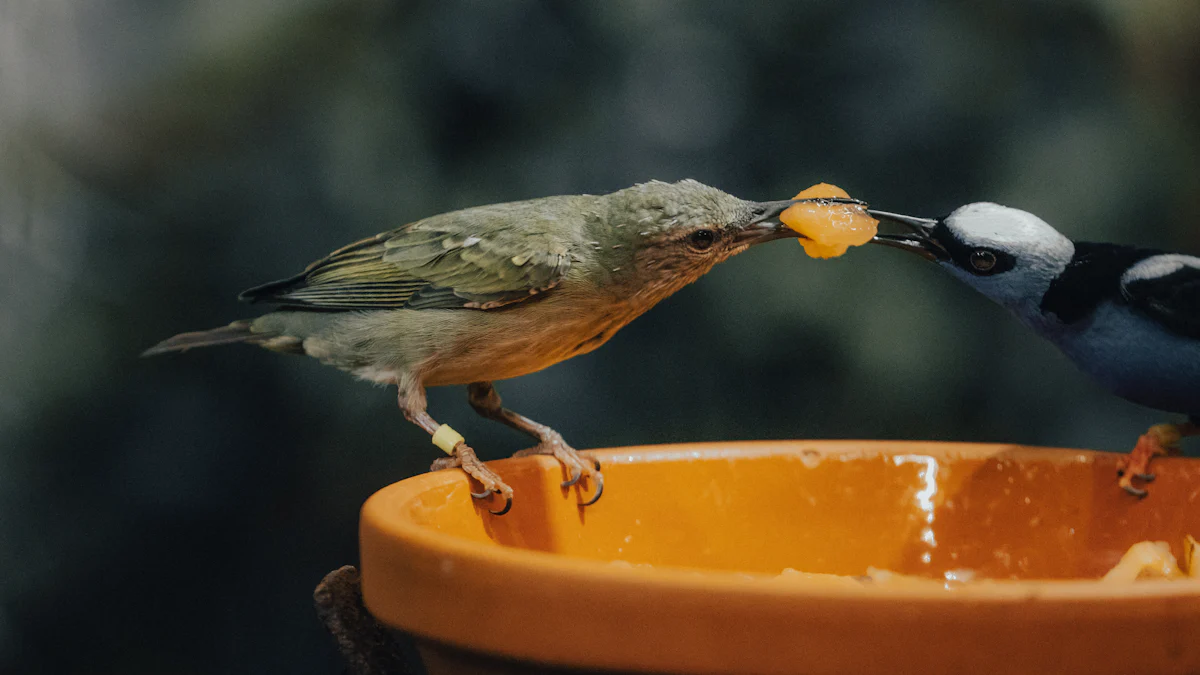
(1118, 469, 1152, 498)
(469, 486, 511, 515)
(432, 442, 515, 516)
(1115, 424, 1184, 498)
(467, 487, 511, 515)
(560, 454, 601, 486)
(1122, 483, 1149, 498)
(561, 466, 583, 489)
(556, 463, 604, 505)
(484, 492, 513, 516)
(579, 471, 604, 507)
(469, 483, 514, 515)
(514, 441, 604, 506)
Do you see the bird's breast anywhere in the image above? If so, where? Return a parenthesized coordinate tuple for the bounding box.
(419, 293, 647, 386)
(1053, 302, 1200, 415)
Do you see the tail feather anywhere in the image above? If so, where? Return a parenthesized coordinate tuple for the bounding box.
(141, 320, 271, 357)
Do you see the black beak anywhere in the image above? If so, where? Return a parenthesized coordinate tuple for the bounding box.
(868, 209, 948, 262)
(737, 197, 868, 245)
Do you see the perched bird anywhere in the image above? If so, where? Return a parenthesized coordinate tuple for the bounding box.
(872, 203, 1200, 496)
(145, 179, 850, 514)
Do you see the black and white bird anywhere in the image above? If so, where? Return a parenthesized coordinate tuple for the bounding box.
(871, 202, 1200, 496)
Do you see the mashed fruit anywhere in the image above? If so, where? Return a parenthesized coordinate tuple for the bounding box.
(1101, 537, 1200, 582)
(780, 183, 879, 259)
(774, 538, 1199, 586)
(610, 538, 1198, 585)
(1101, 542, 1183, 582)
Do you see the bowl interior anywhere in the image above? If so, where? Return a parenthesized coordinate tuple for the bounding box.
(398, 442, 1200, 580)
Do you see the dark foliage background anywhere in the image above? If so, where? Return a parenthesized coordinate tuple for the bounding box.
(2, 1, 1199, 673)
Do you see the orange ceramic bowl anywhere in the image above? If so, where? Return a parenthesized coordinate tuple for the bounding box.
(359, 441, 1200, 675)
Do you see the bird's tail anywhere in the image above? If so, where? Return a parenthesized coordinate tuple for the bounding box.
(141, 320, 271, 357)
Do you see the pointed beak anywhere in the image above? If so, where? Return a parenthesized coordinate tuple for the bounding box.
(868, 209, 948, 262)
(736, 197, 868, 246)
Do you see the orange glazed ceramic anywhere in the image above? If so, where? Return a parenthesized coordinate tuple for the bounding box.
(358, 441, 1200, 675)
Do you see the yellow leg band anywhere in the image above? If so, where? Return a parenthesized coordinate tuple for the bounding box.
(432, 424, 465, 455)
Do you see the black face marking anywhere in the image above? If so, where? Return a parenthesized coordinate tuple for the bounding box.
(931, 222, 1016, 276)
(1040, 243, 1160, 324)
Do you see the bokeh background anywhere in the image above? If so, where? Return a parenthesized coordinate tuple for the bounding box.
(3, 1, 1199, 673)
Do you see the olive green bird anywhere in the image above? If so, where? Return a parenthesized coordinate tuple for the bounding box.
(145, 179, 857, 515)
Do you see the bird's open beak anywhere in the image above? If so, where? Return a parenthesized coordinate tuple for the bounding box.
(737, 197, 868, 246)
(868, 210, 948, 262)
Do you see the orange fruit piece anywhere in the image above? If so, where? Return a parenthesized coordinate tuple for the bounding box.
(779, 183, 878, 259)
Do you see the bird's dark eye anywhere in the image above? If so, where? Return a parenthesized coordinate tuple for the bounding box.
(969, 249, 998, 274)
(688, 229, 716, 251)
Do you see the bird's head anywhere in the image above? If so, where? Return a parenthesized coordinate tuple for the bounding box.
(871, 202, 1075, 314)
(599, 179, 857, 299)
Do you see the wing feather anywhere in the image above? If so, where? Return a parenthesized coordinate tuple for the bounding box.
(238, 209, 574, 311)
(1121, 254, 1200, 339)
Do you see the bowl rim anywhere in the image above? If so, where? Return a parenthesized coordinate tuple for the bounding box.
(359, 440, 1200, 673)
(365, 440, 1200, 601)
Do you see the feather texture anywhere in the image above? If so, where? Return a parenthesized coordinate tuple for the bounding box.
(1122, 254, 1200, 339)
(238, 207, 574, 311)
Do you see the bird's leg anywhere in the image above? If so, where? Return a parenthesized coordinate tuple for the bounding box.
(467, 381, 603, 506)
(396, 378, 512, 515)
(1117, 421, 1200, 497)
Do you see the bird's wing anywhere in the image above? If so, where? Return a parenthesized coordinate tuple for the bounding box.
(239, 216, 573, 311)
(1121, 254, 1200, 339)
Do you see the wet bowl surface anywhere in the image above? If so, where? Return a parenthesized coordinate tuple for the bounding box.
(359, 441, 1200, 675)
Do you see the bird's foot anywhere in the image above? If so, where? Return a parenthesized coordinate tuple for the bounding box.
(1116, 424, 1183, 497)
(431, 443, 514, 515)
(513, 434, 604, 506)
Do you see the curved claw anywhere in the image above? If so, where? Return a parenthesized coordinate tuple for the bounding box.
(560, 466, 583, 489)
(579, 472, 604, 507)
(488, 493, 513, 516)
(1122, 483, 1149, 498)
(471, 487, 494, 500)
(1136, 473, 1156, 482)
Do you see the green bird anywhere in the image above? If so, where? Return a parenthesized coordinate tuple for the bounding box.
(144, 179, 856, 514)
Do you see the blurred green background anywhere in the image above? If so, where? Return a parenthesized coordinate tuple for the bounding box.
(2, 1, 1199, 673)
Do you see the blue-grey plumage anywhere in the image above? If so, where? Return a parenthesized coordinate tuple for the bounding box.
(872, 202, 1200, 496)
(144, 179, 845, 514)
